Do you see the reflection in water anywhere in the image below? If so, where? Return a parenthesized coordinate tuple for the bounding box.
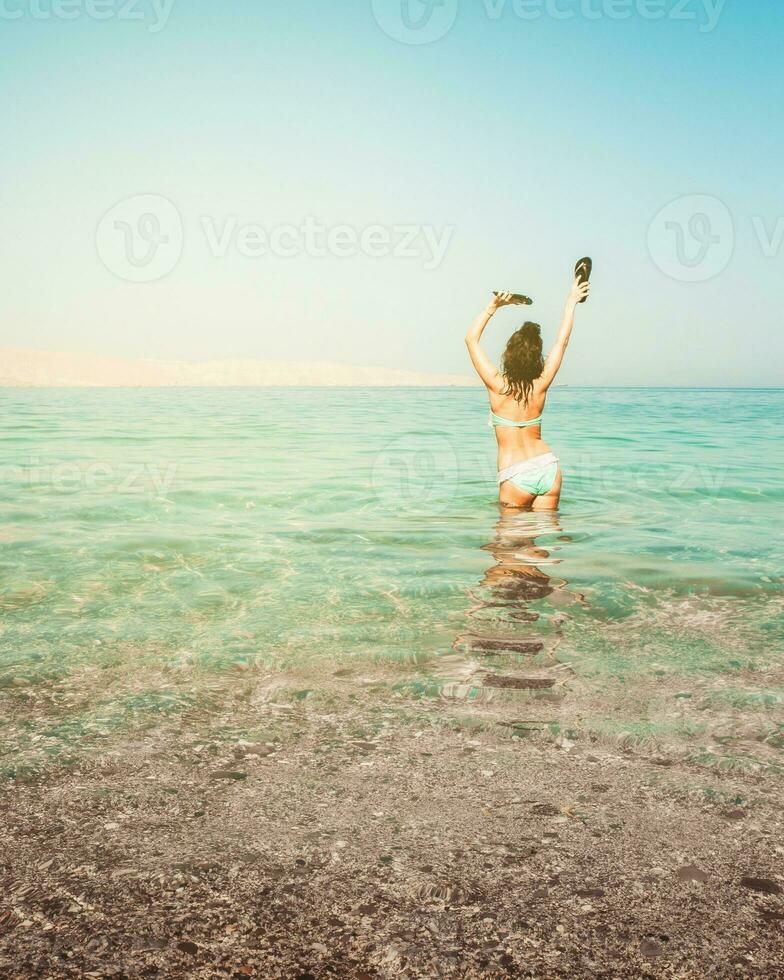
(435, 510, 584, 699)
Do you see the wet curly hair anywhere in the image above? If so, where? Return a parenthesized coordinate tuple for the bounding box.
(501, 321, 544, 405)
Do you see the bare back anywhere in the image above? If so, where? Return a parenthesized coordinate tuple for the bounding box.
(488, 381, 552, 472)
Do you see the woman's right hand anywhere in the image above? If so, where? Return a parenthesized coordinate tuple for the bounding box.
(567, 278, 590, 306)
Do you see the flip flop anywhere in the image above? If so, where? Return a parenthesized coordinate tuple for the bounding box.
(493, 292, 533, 305)
(574, 257, 592, 303)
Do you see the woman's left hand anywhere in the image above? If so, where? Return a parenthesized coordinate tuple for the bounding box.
(491, 291, 524, 309)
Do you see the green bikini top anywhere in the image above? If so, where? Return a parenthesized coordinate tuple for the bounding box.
(489, 411, 543, 428)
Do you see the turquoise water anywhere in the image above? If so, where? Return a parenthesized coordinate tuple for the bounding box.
(1, 387, 782, 774)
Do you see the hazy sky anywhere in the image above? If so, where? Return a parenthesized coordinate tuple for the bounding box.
(2, 0, 782, 385)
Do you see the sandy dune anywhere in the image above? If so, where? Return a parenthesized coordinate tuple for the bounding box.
(0, 348, 476, 388)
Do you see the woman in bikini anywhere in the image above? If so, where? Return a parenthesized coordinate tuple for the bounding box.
(465, 272, 590, 511)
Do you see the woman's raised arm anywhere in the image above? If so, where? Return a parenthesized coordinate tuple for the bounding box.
(538, 278, 590, 390)
(465, 292, 522, 392)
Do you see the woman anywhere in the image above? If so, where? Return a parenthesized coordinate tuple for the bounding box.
(465, 276, 590, 510)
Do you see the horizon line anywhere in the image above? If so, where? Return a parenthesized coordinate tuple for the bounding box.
(1, 385, 781, 392)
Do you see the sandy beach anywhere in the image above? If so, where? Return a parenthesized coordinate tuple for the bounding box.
(2, 663, 783, 979)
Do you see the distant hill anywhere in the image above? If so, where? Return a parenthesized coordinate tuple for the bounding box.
(0, 349, 477, 388)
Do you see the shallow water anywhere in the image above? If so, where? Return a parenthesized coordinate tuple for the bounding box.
(1, 387, 782, 775)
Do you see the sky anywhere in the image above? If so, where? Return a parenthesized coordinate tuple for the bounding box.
(1, 0, 782, 386)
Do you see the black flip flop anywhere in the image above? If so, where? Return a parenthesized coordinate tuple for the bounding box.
(574, 256, 592, 303)
(493, 292, 533, 305)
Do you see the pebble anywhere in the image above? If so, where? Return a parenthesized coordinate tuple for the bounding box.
(740, 877, 781, 894)
(640, 938, 665, 959)
(483, 675, 555, 690)
(234, 743, 273, 758)
(677, 865, 709, 883)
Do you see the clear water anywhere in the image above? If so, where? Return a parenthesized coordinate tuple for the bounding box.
(1, 387, 782, 775)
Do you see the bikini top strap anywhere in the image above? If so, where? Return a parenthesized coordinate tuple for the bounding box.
(489, 412, 543, 428)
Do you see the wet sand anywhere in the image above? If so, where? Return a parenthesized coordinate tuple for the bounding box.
(2, 681, 782, 979)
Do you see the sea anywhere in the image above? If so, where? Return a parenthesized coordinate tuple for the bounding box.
(1, 386, 781, 777)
